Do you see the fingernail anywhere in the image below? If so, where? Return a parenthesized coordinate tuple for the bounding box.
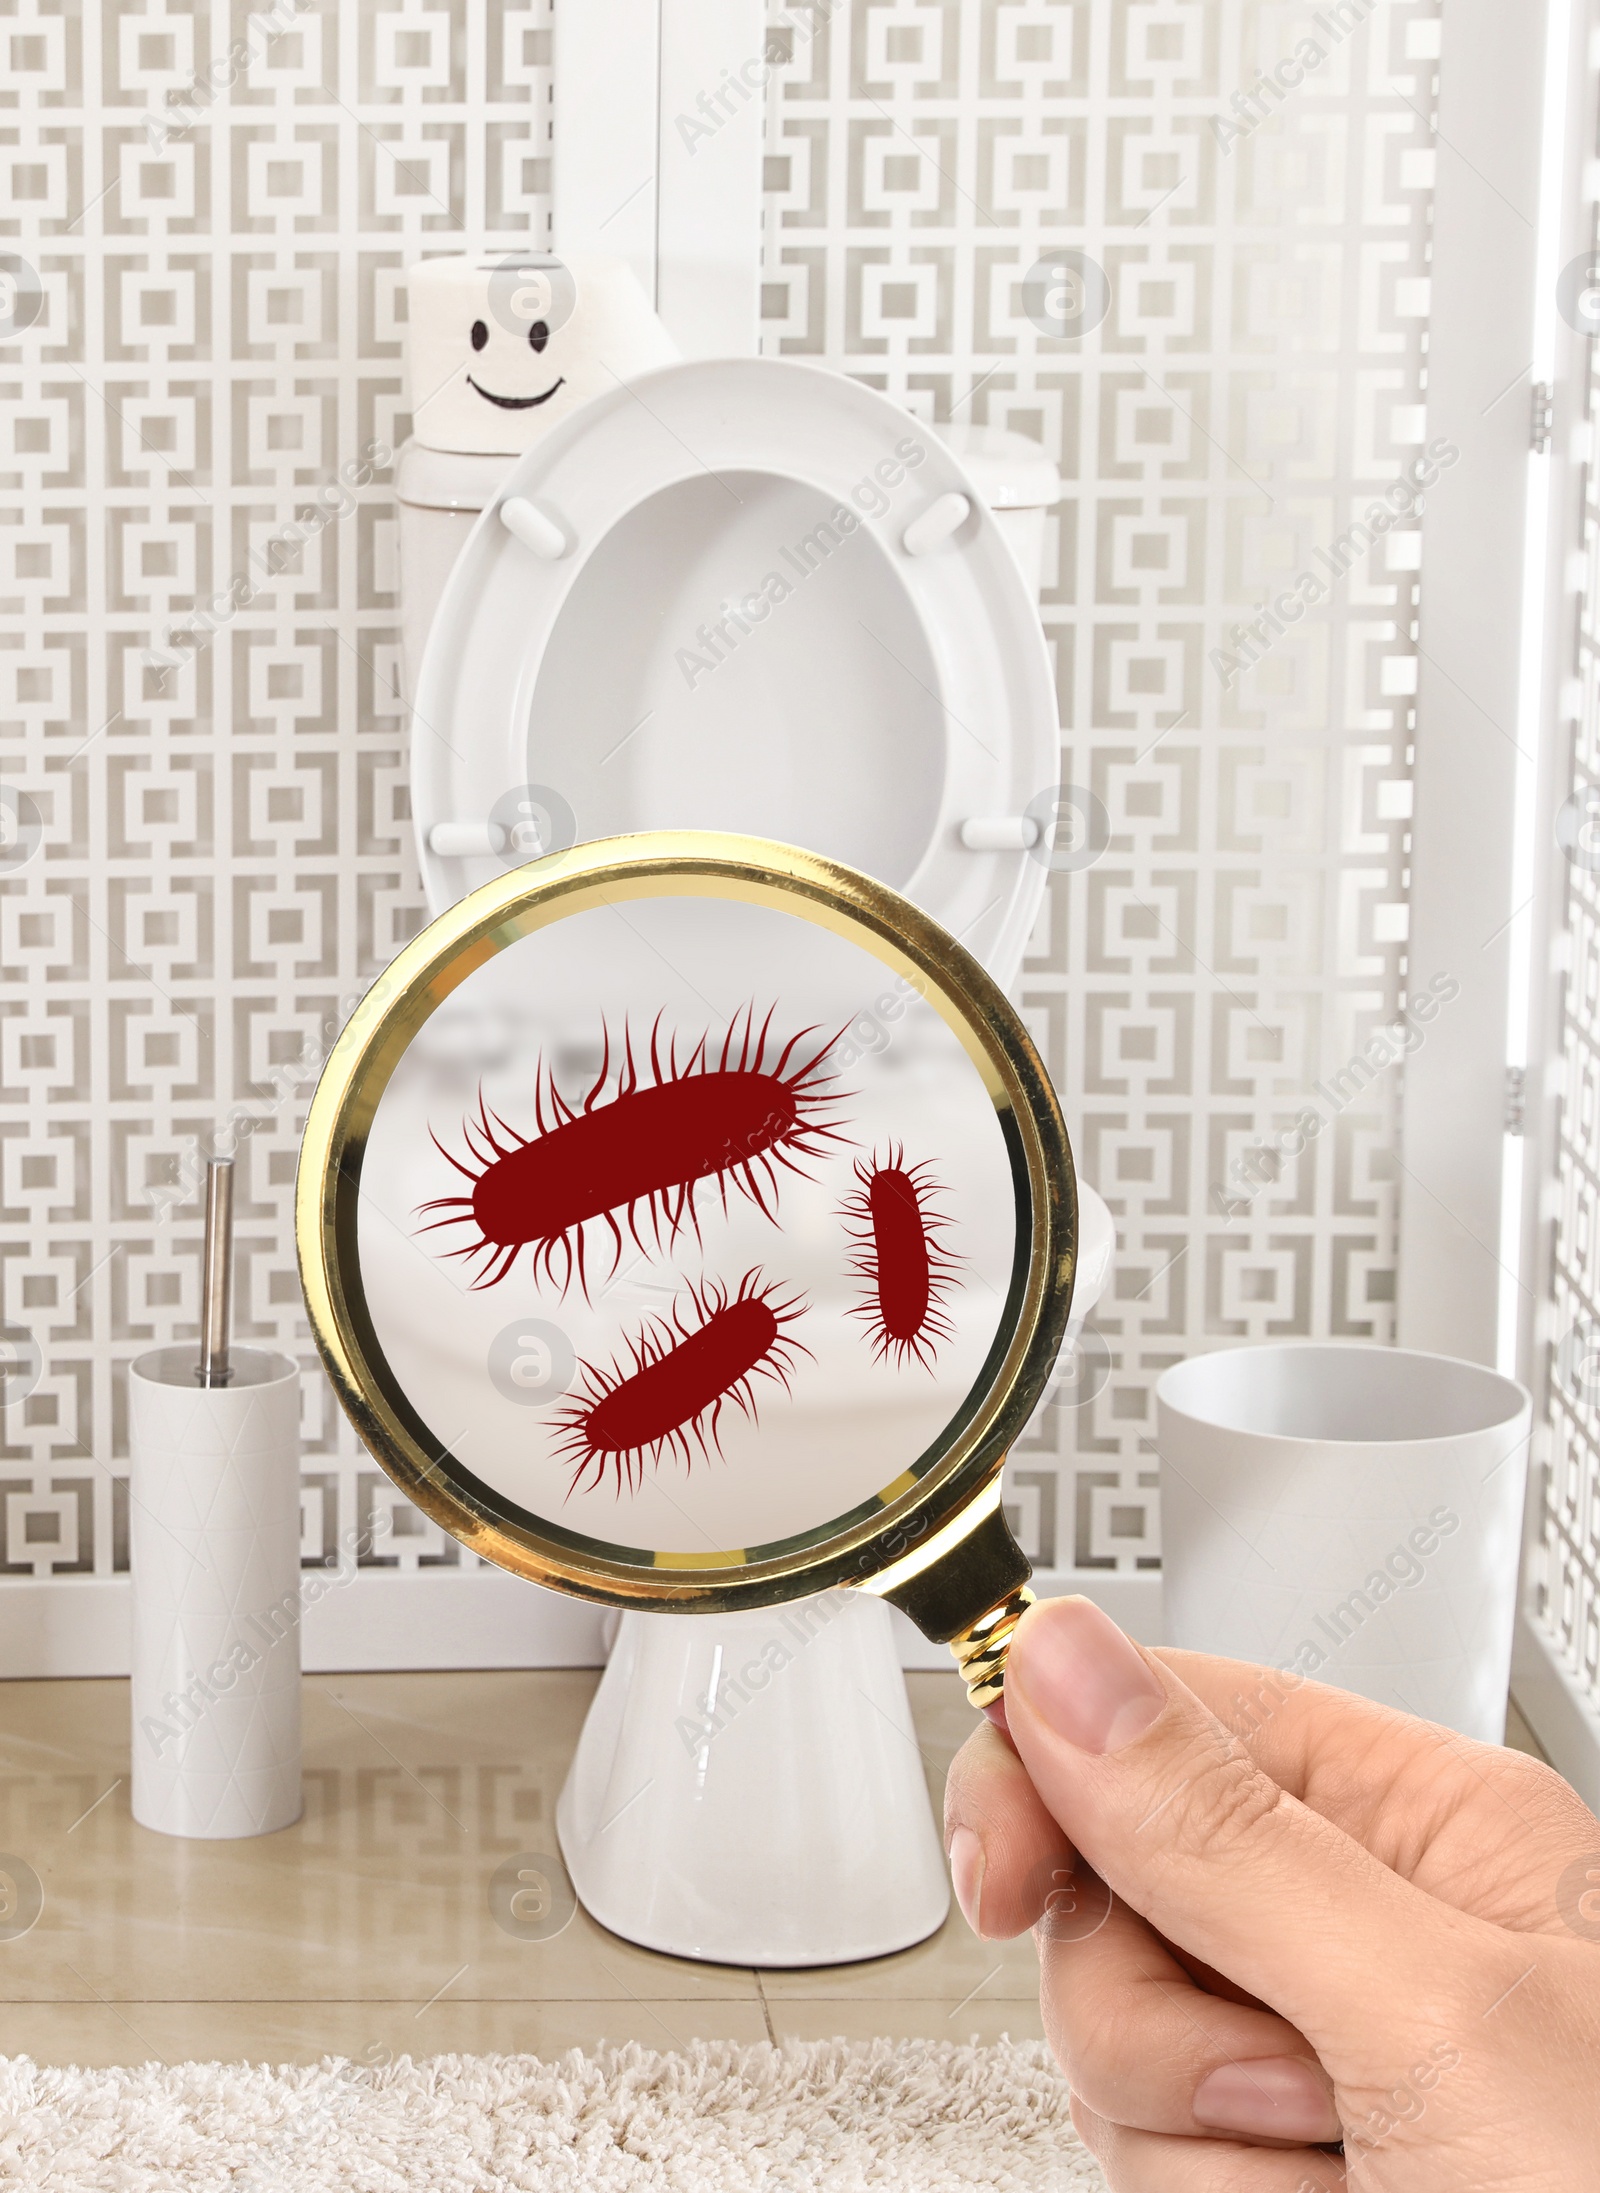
(948, 1825, 985, 1934)
(1192, 2057, 1338, 2143)
(1010, 1597, 1165, 1755)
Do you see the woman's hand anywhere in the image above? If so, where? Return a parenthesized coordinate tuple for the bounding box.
(943, 1595, 1600, 2188)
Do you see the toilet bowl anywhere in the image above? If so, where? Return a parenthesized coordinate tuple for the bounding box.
(400, 361, 1058, 971)
(397, 353, 1115, 1963)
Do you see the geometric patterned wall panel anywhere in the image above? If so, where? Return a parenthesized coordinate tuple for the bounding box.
(760, 0, 1442, 1571)
(1536, 28, 1600, 1719)
(1, 0, 1438, 1601)
(0, 0, 552, 1587)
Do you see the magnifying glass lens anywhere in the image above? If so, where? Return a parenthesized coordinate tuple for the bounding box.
(361, 891, 1022, 1561)
(299, 837, 1075, 1705)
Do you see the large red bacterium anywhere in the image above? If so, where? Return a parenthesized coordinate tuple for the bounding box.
(842, 1146, 960, 1369)
(417, 1006, 848, 1294)
(554, 1270, 809, 1495)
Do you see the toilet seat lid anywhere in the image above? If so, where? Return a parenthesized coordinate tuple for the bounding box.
(410, 358, 1059, 985)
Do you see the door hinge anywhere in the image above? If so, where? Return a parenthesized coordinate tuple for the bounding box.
(1532, 382, 1554, 456)
(1504, 1064, 1527, 1136)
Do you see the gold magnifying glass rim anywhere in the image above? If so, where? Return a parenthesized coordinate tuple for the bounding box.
(296, 829, 1076, 1614)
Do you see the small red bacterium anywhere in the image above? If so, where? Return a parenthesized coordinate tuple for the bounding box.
(842, 1147, 960, 1369)
(554, 1270, 809, 1495)
(417, 1006, 848, 1294)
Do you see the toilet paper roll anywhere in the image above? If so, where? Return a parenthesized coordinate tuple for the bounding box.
(129, 1345, 303, 1839)
(406, 252, 679, 456)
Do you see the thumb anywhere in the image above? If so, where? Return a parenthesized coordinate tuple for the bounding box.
(1003, 1596, 1481, 2066)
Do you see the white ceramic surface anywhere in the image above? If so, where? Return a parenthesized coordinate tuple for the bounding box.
(397, 376, 1084, 1962)
(557, 1592, 950, 1966)
(1066, 1180, 1114, 1342)
(394, 420, 1062, 757)
(405, 358, 1060, 983)
(406, 253, 678, 457)
(933, 421, 1060, 602)
(129, 1346, 303, 1838)
(1156, 1343, 1531, 1742)
(557, 1205, 1117, 1961)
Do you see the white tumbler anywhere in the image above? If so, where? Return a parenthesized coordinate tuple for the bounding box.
(1156, 1344, 1530, 1743)
(129, 1345, 303, 1837)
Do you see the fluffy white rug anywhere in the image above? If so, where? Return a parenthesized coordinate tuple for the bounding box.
(0, 2038, 1103, 2191)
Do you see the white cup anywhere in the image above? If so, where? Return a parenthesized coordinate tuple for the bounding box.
(1155, 1344, 1530, 1742)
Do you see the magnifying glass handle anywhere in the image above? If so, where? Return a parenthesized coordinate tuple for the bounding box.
(948, 1582, 1037, 1709)
(872, 1499, 1036, 1710)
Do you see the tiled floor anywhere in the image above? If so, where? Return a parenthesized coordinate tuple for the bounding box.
(0, 1669, 1551, 2069)
(0, 1669, 1043, 2067)
(1505, 1695, 1546, 1762)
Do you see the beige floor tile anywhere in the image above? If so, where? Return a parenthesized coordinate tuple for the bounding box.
(0, 1672, 755, 2005)
(758, 1906, 1041, 2002)
(904, 1670, 985, 1766)
(11, 1887, 757, 2008)
(762, 1995, 1046, 2046)
(9, 1996, 772, 2070)
(1504, 1694, 1550, 1762)
(42, 1658, 1553, 2069)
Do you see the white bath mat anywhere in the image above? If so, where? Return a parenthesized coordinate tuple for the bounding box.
(0, 2038, 1103, 2191)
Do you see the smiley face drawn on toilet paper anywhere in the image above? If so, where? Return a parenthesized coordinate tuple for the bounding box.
(466, 310, 565, 412)
(405, 252, 680, 456)
(463, 256, 578, 411)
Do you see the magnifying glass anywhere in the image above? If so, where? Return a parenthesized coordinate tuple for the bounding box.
(296, 832, 1076, 1706)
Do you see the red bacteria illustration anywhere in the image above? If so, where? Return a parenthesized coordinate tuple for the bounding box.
(554, 1270, 809, 1495)
(417, 1006, 849, 1294)
(842, 1146, 960, 1370)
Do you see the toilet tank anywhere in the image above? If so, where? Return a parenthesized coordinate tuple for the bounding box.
(395, 443, 520, 718)
(394, 421, 1061, 714)
(931, 422, 1061, 605)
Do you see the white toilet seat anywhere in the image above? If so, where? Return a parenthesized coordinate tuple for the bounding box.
(410, 358, 1058, 982)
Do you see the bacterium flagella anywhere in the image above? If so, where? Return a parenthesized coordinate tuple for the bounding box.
(417, 1006, 849, 1294)
(554, 1270, 810, 1495)
(842, 1147, 960, 1369)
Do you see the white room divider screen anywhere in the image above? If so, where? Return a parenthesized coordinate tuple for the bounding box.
(1509, 0, 1600, 1804)
(0, 0, 1448, 1672)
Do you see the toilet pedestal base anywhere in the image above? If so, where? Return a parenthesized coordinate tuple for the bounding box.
(557, 1593, 951, 1967)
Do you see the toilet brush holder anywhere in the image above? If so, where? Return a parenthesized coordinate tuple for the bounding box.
(128, 1346, 304, 1838)
(131, 1156, 304, 1836)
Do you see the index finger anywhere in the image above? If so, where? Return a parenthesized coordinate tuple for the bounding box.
(1155, 1647, 1600, 1927)
(1002, 1600, 1471, 2060)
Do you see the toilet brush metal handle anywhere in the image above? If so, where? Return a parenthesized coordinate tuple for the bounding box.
(197, 1157, 234, 1388)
